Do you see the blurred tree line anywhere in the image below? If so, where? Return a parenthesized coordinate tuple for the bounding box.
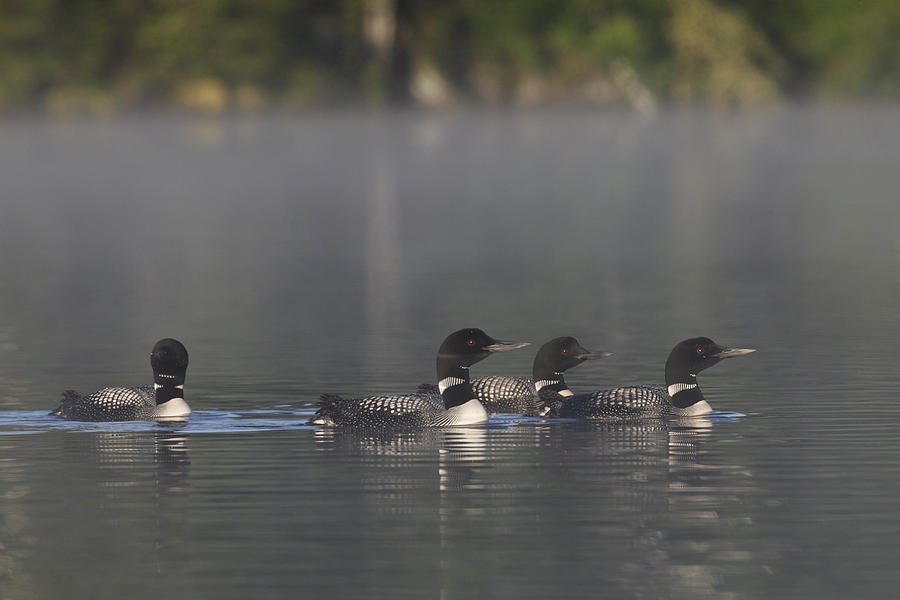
(0, 0, 897, 113)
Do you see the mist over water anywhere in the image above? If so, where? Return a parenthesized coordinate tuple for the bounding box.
(0, 108, 898, 598)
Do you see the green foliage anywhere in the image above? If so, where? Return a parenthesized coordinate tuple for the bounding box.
(668, 0, 782, 106)
(725, 0, 900, 98)
(794, 0, 900, 97)
(0, 0, 896, 111)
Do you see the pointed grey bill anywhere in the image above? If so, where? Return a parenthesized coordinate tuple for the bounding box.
(484, 340, 530, 353)
(574, 351, 613, 360)
(712, 347, 756, 359)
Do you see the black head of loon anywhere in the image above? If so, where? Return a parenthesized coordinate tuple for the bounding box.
(437, 328, 528, 376)
(664, 337, 755, 409)
(150, 338, 189, 405)
(532, 336, 610, 380)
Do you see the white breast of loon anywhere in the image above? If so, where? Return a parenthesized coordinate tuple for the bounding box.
(152, 398, 192, 418)
(437, 398, 488, 426)
(668, 399, 712, 416)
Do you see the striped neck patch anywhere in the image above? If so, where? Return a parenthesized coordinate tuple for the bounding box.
(667, 382, 697, 397)
(534, 379, 560, 392)
(438, 376, 466, 394)
(535, 379, 573, 396)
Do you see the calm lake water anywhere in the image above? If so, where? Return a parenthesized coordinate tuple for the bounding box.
(0, 108, 898, 599)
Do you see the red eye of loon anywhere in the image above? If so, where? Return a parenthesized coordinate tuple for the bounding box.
(696, 346, 705, 355)
(561, 348, 568, 355)
(467, 339, 475, 347)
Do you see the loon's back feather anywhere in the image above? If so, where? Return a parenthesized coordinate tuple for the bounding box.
(470, 375, 544, 415)
(312, 393, 448, 427)
(418, 377, 545, 415)
(50, 386, 156, 422)
(549, 385, 670, 420)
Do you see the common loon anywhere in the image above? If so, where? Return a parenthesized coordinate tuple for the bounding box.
(50, 338, 191, 421)
(420, 336, 610, 416)
(310, 328, 528, 427)
(547, 337, 754, 419)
